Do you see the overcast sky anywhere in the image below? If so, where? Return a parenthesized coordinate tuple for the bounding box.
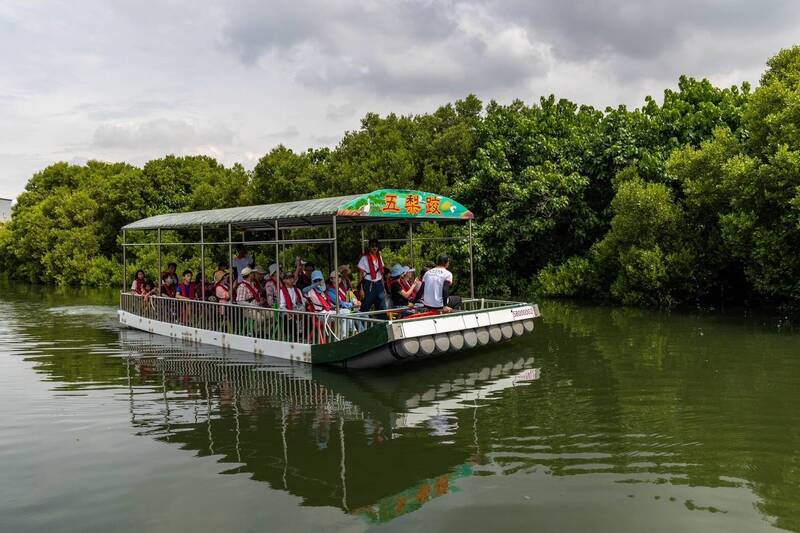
(1, 0, 798, 199)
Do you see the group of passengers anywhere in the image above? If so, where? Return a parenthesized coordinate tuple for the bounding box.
(130, 239, 460, 320)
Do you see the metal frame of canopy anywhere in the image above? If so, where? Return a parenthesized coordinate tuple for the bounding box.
(121, 189, 476, 316)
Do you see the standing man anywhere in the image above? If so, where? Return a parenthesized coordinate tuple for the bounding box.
(423, 254, 460, 313)
(233, 244, 254, 283)
(358, 238, 386, 313)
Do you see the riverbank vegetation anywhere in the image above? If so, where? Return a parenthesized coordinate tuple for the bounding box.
(1, 46, 798, 308)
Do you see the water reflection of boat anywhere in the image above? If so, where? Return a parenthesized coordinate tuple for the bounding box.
(118, 331, 539, 523)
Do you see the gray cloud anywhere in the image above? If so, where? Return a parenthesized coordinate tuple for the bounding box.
(221, 0, 549, 96)
(220, 0, 800, 94)
(93, 119, 234, 151)
(491, 0, 800, 62)
(1, 0, 799, 199)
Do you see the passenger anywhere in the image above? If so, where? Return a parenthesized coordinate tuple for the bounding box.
(337, 264, 360, 308)
(388, 264, 416, 307)
(195, 272, 210, 300)
(176, 270, 197, 300)
(211, 270, 230, 328)
(233, 245, 254, 283)
(142, 280, 157, 303)
(235, 267, 262, 306)
(358, 238, 386, 314)
(160, 272, 177, 298)
(337, 264, 354, 293)
(252, 265, 267, 301)
(327, 271, 356, 310)
(130, 269, 146, 295)
(304, 270, 333, 313)
(264, 263, 280, 307)
(278, 272, 304, 310)
(304, 270, 334, 342)
(294, 257, 315, 291)
(210, 270, 230, 304)
(422, 254, 461, 313)
(164, 262, 179, 286)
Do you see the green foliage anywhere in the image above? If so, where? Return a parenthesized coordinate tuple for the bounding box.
(3, 47, 800, 309)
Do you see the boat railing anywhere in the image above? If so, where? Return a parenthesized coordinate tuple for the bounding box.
(120, 293, 384, 345)
(349, 297, 528, 320)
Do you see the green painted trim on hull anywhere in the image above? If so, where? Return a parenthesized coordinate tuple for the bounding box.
(311, 324, 391, 364)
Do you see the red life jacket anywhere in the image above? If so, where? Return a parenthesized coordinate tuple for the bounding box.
(280, 286, 303, 310)
(387, 277, 411, 291)
(310, 288, 331, 311)
(240, 280, 261, 304)
(339, 277, 352, 293)
(161, 283, 176, 298)
(336, 285, 348, 303)
(361, 252, 384, 281)
(133, 278, 145, 295)
(177, 282, 195, 299)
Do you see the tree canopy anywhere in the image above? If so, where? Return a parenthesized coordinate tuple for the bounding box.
(2, 46, 799, 308)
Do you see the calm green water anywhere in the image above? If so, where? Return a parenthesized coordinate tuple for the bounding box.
(1, 284, 799, 532)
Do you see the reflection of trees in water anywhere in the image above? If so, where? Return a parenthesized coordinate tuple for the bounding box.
(538, 300, 800, 531)
(12, 284, 800, 529)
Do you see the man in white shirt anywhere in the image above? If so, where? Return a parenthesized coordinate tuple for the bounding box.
(358, 238, 387, 313)
(423, 254, 459, 313)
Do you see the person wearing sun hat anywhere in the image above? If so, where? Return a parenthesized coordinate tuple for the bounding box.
(304, 269, 333, 313)
(388, 264, 417, 308)
(236, 266, 262, 305)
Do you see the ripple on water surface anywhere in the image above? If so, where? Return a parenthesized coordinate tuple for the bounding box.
(1, 289, 799, 532)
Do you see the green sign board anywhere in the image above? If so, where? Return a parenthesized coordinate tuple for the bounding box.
(337, 189, 473, 220)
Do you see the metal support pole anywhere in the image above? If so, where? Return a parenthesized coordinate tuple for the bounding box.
(280, 229, 286, 272)
(274, 220, 280, 308)
(468, 218, 475, 299)
(200, 225, 206, 300)
(408, 222, 414, 272)
(360, 227, 365, 254)
(122, 229, 127, 292)
(327, 227, 332, 275)
(157, 228, 162, 295)
(333, 215, 340, 319)
(228, 224, 234, 302)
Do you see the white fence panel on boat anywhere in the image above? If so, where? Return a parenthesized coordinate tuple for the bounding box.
(120, 293, 382, 345)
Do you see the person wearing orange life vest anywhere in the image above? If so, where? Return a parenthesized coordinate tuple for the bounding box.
(358, 238, 387, 314)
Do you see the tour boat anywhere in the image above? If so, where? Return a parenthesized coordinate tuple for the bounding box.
(118, 189, 541, 368)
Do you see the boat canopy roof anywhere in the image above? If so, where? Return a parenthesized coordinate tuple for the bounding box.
(123, 189, 474, 231)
